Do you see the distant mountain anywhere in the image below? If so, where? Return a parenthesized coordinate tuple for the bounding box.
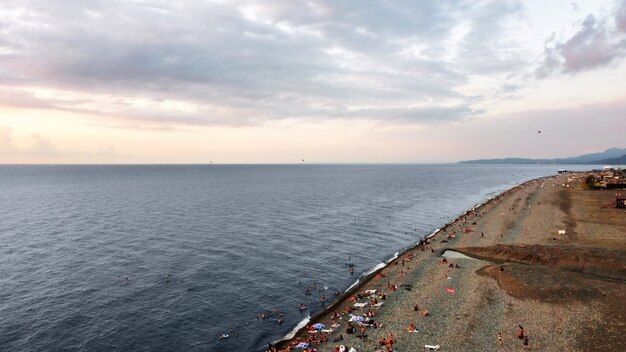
(459, 148, 626, 165)
(556, 147, 626, 163)
(591, 154, 626, 165)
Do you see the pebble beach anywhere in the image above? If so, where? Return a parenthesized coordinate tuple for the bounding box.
(274, 171, 626, 352)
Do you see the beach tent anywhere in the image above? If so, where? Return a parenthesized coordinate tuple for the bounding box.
(295, 342, 311, 349)
(312, 323, 326, 331)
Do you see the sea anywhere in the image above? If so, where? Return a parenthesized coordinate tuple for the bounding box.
(0, 164, 590, 351)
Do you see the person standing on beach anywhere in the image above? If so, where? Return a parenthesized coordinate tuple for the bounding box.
(518, 325, 524, 339)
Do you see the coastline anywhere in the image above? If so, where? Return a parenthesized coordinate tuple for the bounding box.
(273, 175, 552, 350)
(273, 171, 626, 351)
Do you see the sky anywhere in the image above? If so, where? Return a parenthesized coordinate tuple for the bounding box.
(0, 0, 625, 164)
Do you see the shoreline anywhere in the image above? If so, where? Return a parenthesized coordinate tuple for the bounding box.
(273, 175, 554, 350)
(273, 168, 626, 351)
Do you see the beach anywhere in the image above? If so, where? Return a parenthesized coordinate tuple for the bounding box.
(274, 172, 626, 351)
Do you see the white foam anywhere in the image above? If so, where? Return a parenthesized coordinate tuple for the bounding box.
(426, 228, 440, 240)
(344, 279, 360, 293)
(365, 262, 386, 276)
(282, 315, 310, 341)
(386, 252, 399, 263)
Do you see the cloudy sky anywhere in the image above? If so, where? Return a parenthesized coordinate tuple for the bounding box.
(1, 0, 625, 163)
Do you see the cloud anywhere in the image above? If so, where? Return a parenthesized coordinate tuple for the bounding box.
(0, 0, 538, 127)
(618, 0, 626, 32)
(0, 126, 120, 160)
(453, 1, 527, 74)
(0, 125, 19, 155)
(433, 97, 626, 160)
(537, 2, 626, 77)
(2, 1, 623, 130)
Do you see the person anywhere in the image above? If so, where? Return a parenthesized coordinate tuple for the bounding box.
(413, 304, 419, 311)
(497, 332, 502, 345)
(518, 325, 524, 339)
(408, 324, 417, 332)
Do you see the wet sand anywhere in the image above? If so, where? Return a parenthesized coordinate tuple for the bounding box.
(275, 172, 626, 351)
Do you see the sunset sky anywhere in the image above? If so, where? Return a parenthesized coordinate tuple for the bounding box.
(1, 0, 625, 163)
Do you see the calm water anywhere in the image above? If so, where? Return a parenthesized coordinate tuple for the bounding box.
(0, 164, 587, 351)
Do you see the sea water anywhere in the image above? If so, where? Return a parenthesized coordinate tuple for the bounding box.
(0, 164, 588, 351)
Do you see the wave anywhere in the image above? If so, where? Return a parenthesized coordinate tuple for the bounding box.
(426, 228, 440, 240)
(385, 252, 399, 264)
(344, 279, 360, 293)
(278, 315, 310, 342)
